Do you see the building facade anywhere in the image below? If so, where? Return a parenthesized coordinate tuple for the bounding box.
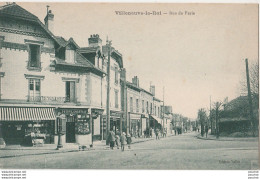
(0, 3, 105, 146)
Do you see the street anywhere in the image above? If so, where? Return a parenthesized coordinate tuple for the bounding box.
(0, 132, 258, 170)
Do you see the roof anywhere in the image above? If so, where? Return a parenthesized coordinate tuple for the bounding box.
(78, 46, 100, 54)
(55, 36, 68, 47)
(141, 88, 153, 96)
(126, 81, 141, 92)
(0, 3, 63, 47)
(55, 36, 80, 49)
(54, 51, 106, 75)
(153, 97, 161, 102)
(0, 3, 38, 22)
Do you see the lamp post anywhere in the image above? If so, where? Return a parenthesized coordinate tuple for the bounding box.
(56, 117, 63, 149)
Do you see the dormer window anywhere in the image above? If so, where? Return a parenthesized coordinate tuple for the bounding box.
(66, 50, 75, 63)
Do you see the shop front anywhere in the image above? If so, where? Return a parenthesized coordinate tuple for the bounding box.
(110, 110, 124, 134)
(56, 108, 90, 145)
(129, 113, 142, 137)
(0, 107, 56, 146)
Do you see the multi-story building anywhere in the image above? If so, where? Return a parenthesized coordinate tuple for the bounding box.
(78, 34, 123, 140)
(0, 3, 106, 146)
(124, 76, 163, 137)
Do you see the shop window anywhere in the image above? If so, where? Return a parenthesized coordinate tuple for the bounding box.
(28, 44, 41, 69)
(115, 90, 119, 108)
(65, 81, 76, 102)
(28, 79, 41, 102)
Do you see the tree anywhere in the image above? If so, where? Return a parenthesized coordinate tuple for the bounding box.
(197, 108, 207, 137)
(240, 60, 259, 98)
(213, 102, 222, 139)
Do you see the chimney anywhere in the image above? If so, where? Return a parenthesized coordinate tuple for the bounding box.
(150, 85, 155, 96)
(132, 76, 139, 88)
(88, 34, 102, 48)
(44, 8, 54, 32)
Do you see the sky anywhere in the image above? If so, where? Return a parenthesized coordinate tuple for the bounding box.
(4, 2, 258, 119)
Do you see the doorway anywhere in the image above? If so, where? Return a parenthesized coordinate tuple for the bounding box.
(66, 122, 75, 143)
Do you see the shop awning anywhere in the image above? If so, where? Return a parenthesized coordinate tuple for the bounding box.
(0, 107, 56, 121)
(151, 115, 162, 123)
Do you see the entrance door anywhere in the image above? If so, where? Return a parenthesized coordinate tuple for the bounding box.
(66, 122, 75, 143)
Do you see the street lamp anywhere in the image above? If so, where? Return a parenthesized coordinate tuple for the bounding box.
(56, 117, 63, 150)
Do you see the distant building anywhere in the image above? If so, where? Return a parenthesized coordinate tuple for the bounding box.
(219, 96, 259, 135)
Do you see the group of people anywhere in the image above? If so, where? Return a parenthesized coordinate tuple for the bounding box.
(155, 128, 167, 140)
(107, 129, 132, 151)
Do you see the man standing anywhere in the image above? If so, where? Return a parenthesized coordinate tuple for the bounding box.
(108, 129, 116, 149)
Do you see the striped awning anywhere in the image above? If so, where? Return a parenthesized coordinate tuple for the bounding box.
(0, 107, 56, 121)
(151, 115, 162, 123)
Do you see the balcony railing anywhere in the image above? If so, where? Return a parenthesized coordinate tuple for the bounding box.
(27, 96, 67, 103)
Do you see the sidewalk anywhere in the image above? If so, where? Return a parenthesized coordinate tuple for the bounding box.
(196, 133, 258, 142)
(0, 135, 162, 159)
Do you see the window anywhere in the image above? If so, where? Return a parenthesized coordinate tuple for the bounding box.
(158, 107, 160, 117)
(130, 97, 133, 112)
(28, 44, 41, 69)
(150, 103, 153, 114)
(115, 90, 119, 108)
(154, 105, 157, 116)
(65, 81, 76, 102)
(146, 101, 149, 114)
(142, 100, 144, 113)
(115, 67, 118, 84)
(136, 99, 139, 113)
(28, 79, 41, 102)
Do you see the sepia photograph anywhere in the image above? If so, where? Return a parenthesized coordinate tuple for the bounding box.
(0, 1, 259, 173)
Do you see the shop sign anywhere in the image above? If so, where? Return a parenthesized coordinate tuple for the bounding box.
(59, 109, 88, 115)
(76, 118, 90, 135)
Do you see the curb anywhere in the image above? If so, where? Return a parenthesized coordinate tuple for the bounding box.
(196, 134, 258, 142)
(0, 134, 179, 158)
(0, 137, 155, 158)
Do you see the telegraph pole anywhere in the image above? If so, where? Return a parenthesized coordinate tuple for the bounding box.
(245, 59, 255, 136)
(106, 38, 112, 143)
(163, 86, 165, 130)
(210, 96, 212, 134)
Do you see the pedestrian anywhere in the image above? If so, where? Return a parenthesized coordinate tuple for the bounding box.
(115, 130, 120, 149)
(149, 127, 153, 138)
(205, 125, 209, 138)
(108, 129, 116, 150)
(120, 132, 127, 151)
(155, 128, 160, 140)
(174, 127, 177, 135)
(126, 134, 132, 149)
(163, 128, 167, 138)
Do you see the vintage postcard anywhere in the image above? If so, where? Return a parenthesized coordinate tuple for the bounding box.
(0, 1, 258, 173)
